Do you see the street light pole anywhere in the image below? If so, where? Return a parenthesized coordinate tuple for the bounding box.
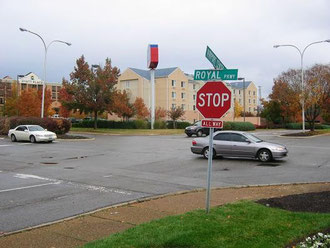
(19, 28, 71, 118)
(273, 39, 330, 132)
(237, 77, 245, 122)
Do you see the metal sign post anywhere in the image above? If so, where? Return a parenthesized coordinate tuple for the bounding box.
(206, 127, 214, 213)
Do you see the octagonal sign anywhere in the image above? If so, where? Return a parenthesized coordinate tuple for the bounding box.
(196, 81, 232, 119)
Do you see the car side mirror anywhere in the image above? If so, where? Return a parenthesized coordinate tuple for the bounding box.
(245, 139, 251, 143)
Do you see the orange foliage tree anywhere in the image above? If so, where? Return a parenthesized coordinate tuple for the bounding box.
(112, 90, 135, 121)
(155, 107, 167, 120)
(17, 88, 52, 117)
(133, 97, 149, 120)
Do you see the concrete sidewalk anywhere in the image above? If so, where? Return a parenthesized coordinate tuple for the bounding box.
(0, 182, 329, 248)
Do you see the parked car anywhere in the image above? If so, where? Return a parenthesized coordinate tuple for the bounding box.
(8, 125, 57, 143)
(191, 130, 288, 162)
(185, 121, 221, 137)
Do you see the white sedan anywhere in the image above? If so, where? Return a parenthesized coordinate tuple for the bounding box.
(8, 125, 57, 143)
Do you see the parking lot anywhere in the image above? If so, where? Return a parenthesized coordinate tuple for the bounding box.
(0, 131, 329, 233)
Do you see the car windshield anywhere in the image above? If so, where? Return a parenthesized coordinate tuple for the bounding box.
(28, 126, 45, 132)
(193, 121, 201, 126)
(244, 133, 263, 143)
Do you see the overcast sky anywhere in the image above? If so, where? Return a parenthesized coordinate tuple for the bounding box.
(1, 0, 329, 97)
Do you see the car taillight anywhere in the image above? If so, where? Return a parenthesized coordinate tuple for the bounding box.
(192, 140, 197, 146)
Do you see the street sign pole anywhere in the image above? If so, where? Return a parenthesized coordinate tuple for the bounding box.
(206, 127, 214, 214)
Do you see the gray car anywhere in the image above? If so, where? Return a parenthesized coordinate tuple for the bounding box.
(191, 131, 288, 162)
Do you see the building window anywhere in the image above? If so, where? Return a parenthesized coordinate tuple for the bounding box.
(233, 89, 235, 94)
(125, 81, 130, 88)
(21, 84, 27, 90)
(193, 84, 196, 90)
(172, 92, 176, 99)
(172, 103, 176, 109)
(253, 91, 256, 95)
(181, 81, 185, 88)
(249, 99, 251, 103)
(52, 93, 56, 100)
(52, 86, 56, 92)
(181, 92, 185, 99)
(249, 107, 251, 112)
(239, 90, 241, 95)
(193, 105, 196, 110)
(0, 97, 4, 104)
(171, 80, 176, 87)
(31, 85, 37, 89)
(193, 95, 196, 100)
(253, 99, 256, 104)
(249, 90, 251, 95)
(181, 104, 185, 110)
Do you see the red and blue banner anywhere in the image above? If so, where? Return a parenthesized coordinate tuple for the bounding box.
(147, 44, 159, 69)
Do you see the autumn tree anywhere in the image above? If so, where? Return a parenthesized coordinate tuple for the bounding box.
(233, 99, 243, 119)
(112, 90, 135, 121)
(58, 87, 72, 118)
(155, 107, 167, 120)
(61, 55, 120, 129)
(304, 64, 330, 130)
(4, 84, 19, 116)
(168, 107, 185, 129)
(133, 97, 149, 120)
(16, 88, 52, 117)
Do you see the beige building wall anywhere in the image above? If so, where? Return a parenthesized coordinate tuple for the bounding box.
(232, 81, 258, 116)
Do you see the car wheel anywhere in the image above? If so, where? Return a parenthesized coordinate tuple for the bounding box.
(203, 147, 216, 159)
(30, 135, 36, 143)
(187, 134, 192, 137)
(11, 134, 17, 142)
(197, 130, 203, 137)
(257, 149, 272, 162)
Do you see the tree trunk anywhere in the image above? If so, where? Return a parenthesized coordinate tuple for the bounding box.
(94, 110, 98, 129)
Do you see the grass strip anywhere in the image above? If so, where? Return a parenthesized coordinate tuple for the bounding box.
(70, 128, 184, 135)
(84, 201, 330, 248)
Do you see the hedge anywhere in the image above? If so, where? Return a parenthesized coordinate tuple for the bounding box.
(223, 121, 256, 131)
(286, 123, 330, 130)
(0, 117, 71, 135)
(72, 119, 150, 129)
(166, 121, 191, 129)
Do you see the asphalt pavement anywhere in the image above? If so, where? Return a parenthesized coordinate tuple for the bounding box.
(0, 130, 329, 233)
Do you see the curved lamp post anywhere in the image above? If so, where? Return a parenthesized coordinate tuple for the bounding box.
(273, 39, 330, 132)
(19, 28, 71, 118)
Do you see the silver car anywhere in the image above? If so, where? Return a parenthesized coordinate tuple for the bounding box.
(191, 131, 288, 162)
(8, 125, 57, 143)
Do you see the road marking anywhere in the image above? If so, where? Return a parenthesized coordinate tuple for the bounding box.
(13, 173, 132, 195)
(0, 182, 60, 194)
(0, 145, 12, 147)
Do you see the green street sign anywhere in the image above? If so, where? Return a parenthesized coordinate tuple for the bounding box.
(194, 69, 238, 81)
(205, 46, 227, 70)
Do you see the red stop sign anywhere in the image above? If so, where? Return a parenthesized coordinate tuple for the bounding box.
(196, 81, 232, 119)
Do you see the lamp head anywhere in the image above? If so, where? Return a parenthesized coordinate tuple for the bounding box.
(65, 42, 72, 46)
(19, 28, 27, 32)
(237, 77, 245, 80)
(325, 39, 330, 43)
(273, 45, 280, 48)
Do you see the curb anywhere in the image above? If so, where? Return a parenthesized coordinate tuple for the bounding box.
(56, 138, 95, 142)
(2, 181, 329, 237)
(277, 132, 330, 139)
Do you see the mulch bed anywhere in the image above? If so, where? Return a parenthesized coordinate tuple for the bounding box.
(281, 131, 323, 137)
(57, 134, 90, 139)
(257, 191, 330, 247)
(256, 191, 330, 213)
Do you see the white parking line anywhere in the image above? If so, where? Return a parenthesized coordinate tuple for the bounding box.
(12, 173, 132, 195)
(0, 182, 60, 194)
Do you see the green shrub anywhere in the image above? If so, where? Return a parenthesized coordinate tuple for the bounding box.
(223, 122, 256, 131)
(133, 119, 148, 129)
(167, 121, 191, 129)
(154, 120, 166, 129)
(286, 123, 330, 130)
(0, 116, 71, 135)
